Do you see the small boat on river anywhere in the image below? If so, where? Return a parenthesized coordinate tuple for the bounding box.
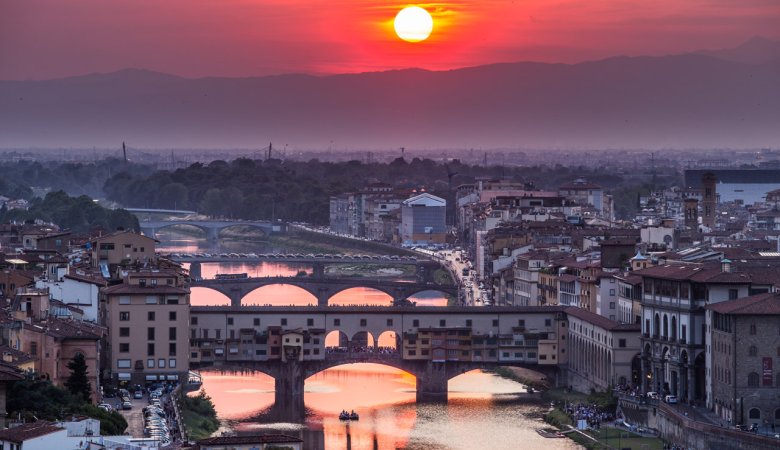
(339, 410, 360, 421)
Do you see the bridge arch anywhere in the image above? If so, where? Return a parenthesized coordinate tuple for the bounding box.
(214, 223, 268, 238)
(377, 330, 400, 349)
(190, 286, 233, 306)
(241, 283, 318, 306)
(303, 359, 419, 381)
(151, 222, 211, 237)
(326, 286, 396, 306)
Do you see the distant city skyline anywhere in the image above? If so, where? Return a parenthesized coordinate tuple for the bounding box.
(1, 0, 779, 80)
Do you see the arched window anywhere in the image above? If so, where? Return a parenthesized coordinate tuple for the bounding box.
(749, 346, 758, 357)
(747, 372, 759, 387)
(748, 408, 761, 420)
(654, 313, 660, 337)
(663, 315, 669, 339)
(671, 316, 677, 341)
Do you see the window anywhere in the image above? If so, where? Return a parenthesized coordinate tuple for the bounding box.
(119, 296, 131, 305)
(147, 359, 155, 368)
(619, 339, 626, 348)
(148, 327, 155, 340)
(281, 318, 287, 326)
(145, 295, 157, 304)
(748, 345, 758, 356)
(169, 358, 176, 368)
(408, 350, 417, 356)
(747, 372, 759, 387)
(119, 343, 130, 353)
(117, 359, 131, 368)
(728, 289, 739, 300)
(191, 317, 198, 325)
(227, 318, 234, 325)
(609, 302, 616, 309)
(119, 327, 130, 337)
(439, 319, 446, 327)
(360, 319, 367, 326)
(169, 343, 177, 356)
(148, 311, 155, 321)
(216, 329, 221, 339)
(147, 343, 155, 356)
(169, 327, 176, 340)
(545, 319, 552, 326)
(609, 289, 615, 296)
(749, 324, 757, 335)
(166, 297, 179, 305)
(413, 320, 420, 327)
(169, 311, 177, 321)
(254, 318, 260, 326)
(518, 319, 525, 327)
(158, 359, 166, 368)
(334, 319, 341, 326)
(307, 318, 314, 326)
(466, 319, 472, 327)
(748, 408, 761, 420)
(119, 312, 130, 321)
(387, 319, 393, 326)
(492, 319, 499, 326)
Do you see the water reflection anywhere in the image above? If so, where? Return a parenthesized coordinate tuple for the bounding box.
(196, 367, 579, 450)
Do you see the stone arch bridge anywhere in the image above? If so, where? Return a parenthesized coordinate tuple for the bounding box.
(190, 305, 567, 421)
(192, 276, 459, 306)
(139, 220, 278, 241)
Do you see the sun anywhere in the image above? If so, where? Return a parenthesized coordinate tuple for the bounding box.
(394, 6, 433, 43)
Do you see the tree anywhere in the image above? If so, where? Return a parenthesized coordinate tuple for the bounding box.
(64, 353, 92, 403)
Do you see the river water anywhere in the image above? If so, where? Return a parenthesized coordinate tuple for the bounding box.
(159, 230, 579, 450)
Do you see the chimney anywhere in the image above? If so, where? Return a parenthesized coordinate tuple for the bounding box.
(721, 258, 732, 273)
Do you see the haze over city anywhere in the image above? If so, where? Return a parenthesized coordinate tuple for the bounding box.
(1, 0, 779, 150)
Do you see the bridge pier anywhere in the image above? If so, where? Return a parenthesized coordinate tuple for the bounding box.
(416, 361, 449, 402)
(273, 361, 306, 421)
(312, 263, 324, 278)
(206, 227, 220, 242)
(228, 289, 244, 307)
(189, 262, 202, 280)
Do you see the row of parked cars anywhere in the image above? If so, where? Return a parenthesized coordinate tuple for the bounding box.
(167, 252, 417, 261)
(143, 388, 172, 446)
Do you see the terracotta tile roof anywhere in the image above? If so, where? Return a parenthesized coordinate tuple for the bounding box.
(0, 421, 63, 443)
(706, 292, 780, 315)
(24, 318, 104, 340)
(196, 434, 303, 446)
(564, 306, 641, 332)
(64, 273, 107, 286)
(102, 284, 189, 295)
(633, 263, 752, 283)
(0, 360, 25, 381)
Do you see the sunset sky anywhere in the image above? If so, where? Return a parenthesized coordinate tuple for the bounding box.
(1, 0, 779, 80)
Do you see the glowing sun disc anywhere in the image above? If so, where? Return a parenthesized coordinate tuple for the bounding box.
(394, 6, 433, 43)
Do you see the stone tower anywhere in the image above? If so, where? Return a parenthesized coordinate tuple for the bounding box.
(684, 197, 699, 230)
(701, 172, 717, 229)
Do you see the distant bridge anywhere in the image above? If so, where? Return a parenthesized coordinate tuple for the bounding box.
(138, 219, 279, 241)
(125, 207, 198, 215)
(192, 276, 458, 306)
(189, 305, 566, 420)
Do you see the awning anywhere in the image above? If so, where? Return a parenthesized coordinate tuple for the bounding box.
(117, 373, 131, 380)
(145, 375, 158, 381)
(5, 258, 28, 265)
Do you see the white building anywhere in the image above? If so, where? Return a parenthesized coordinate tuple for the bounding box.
(0, 421, 69, 450)
(400, 193, 446, 246)
(36, 271, 105, 322)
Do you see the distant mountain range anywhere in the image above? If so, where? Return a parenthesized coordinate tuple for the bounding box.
(1, 37, 779, 150)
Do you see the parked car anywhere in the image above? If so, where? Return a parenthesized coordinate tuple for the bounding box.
(122, 401, 133, 410)
(664, 395, 678, 404)
(134, 391, 144, 399)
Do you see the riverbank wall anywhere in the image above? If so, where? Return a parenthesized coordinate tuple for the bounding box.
(618, 396, 779, 450)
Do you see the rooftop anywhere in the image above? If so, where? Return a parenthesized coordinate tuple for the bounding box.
(706, 292, 780, 315)
(0, 421, 63, 443)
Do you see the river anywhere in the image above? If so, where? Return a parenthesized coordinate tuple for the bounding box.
(159, 229, 579, 449)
